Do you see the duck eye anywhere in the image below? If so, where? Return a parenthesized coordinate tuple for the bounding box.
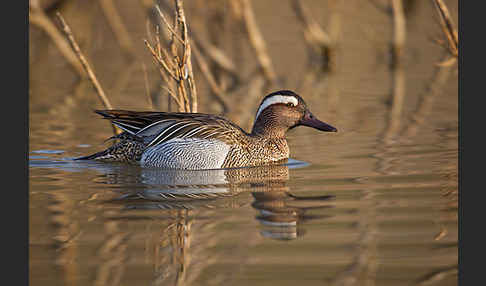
(286, 102, 294, 107)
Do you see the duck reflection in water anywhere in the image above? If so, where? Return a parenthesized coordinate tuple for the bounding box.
(100, 160, 334, 240)
(252, 191, 334, 240)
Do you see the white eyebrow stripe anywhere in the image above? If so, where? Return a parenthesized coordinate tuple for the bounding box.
(255, 95, 298, 120)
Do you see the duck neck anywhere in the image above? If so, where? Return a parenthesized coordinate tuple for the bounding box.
(251, 117, 288, 139)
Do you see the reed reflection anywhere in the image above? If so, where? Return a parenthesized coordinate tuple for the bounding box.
(47, 160, 335, 285)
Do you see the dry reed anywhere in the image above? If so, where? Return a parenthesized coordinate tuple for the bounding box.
(99, 0, 136, 59)
(292, 0, 339, 72)
(55, 13, 112, 110)
(144, 1, 197, 113)
(55, 12, 120, 135)
(29, 2, 85, 76)
(191, 41, 230, 112)
(391, 0, 406, 68)
(431, 0, 458, 58)
(238, 0, 278, 83)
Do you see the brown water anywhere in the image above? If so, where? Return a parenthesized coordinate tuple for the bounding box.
(29, 1, 458, 285)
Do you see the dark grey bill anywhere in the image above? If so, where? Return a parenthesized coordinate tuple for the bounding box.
(299, 111, 337, 132)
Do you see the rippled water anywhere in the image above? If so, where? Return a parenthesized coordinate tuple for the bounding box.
(30, 1, 457, 285)
(29, 125, 458, 286)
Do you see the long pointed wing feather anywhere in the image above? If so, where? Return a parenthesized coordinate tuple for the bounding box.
(95, 110, 249, 146)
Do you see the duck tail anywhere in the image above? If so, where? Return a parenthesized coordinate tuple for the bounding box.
(73, 149, 110, 161)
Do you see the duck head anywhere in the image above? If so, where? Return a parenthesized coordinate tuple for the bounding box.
(251, 90, 337, 137)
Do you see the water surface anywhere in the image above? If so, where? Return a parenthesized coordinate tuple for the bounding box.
(30, 1, 457, 285)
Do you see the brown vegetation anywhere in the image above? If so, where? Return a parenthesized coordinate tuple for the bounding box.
(30, 0, 458, 133)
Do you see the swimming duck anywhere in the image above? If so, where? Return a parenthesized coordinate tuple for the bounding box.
(76, 90, 337, 170)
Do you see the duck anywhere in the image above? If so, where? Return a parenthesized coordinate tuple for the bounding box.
(75, 90, 337, 170)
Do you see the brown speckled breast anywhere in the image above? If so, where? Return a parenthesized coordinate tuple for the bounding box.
(222, 137, 289, 168)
